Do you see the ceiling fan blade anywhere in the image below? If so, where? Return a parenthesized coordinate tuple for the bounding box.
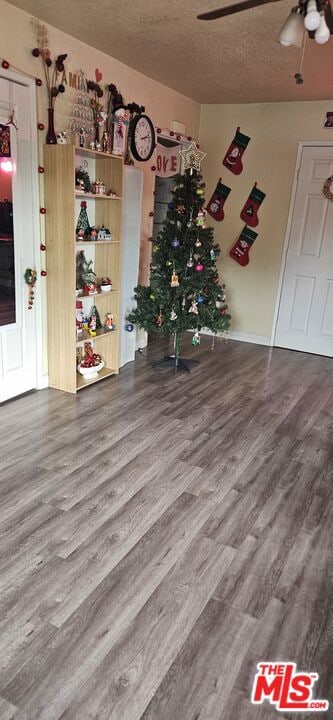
(197, 0, 282, 21)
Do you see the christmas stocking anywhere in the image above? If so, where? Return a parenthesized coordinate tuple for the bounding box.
(206, 178, 231, 221)
(230, 226, 258, 266)
(223, 127, 251, 175)
(240, 183, 266, 227)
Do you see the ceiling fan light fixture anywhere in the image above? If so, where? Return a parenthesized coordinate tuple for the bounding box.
(278, 7, 305, 47)
(314, 10, 330, 43)
(304, 0, 321, 31)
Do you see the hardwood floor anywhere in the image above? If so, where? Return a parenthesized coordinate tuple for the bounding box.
(0, 335, 332, 720)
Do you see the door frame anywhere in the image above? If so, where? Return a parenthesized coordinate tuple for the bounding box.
(0, 68, 44, 390)
(271, 141, 333, 348)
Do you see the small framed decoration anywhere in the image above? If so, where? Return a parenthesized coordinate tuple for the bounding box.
(324, 112, 333, 128)
(0, 124, 10, 156)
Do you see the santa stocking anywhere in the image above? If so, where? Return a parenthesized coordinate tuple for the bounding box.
(223, 127, 251, 175)
(230, 226, 258, 266)
(206, 178, 231, 221)
(240, 183, 265, 227)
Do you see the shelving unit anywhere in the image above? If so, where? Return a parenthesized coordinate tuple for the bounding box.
(44, 144, 123, 393)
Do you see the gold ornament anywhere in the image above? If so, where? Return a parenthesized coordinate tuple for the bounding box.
(171, 271, 179, 288)
(195, 238, 202, 248)
(179, 141, 207, 173)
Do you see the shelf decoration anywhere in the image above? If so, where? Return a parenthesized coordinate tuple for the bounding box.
(76, 249, 97, 294)
(97, 227, 112, 241)
(78, 342, 104, 380)
(24, 267, 37, 309)
(75, 167, 91, 193)
(76, 201, 91, 241)
(100, 276, 112, 292)
(87, 72, 106, 149)
(31, 22, 67, 144)
(104, 313, 116, 331)
(89, 304, 102, 330)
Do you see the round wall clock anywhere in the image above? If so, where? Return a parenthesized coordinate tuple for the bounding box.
(131, 114, 155, 162)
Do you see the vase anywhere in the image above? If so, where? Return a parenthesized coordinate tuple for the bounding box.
(46, 108, 57, 145)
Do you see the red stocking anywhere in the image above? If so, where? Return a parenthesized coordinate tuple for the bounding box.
(223, 127, 251, 175)
(230, 226, 258, 266)
(206, 179, 231, 221)
(240, 183, 266, 227)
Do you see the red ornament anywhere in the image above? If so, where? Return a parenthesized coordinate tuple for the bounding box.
(40, 243, 46, 251)
(40, 207, 46, 214)
(38, 123, 45, 131)
(195, 263, 204, 273)
(41, 270, 47, 276)
(151, 165, 156, 171)
(157, 128, 161, 134)
(187, 136, 192, 141)
(1, 60, 9, 70)
(170, 131, 175, 136)
(153, 190, 158, 196)
(28, 306, 32, 310)
(36, 78, 42, 87)
(38, 166, 44, 173)
(176, 135, 181, 141)
(149, 211, 154, 217)
(32, 48, 40, 57)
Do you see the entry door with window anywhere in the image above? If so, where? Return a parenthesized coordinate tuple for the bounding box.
(0, 75, 38, 402)
(275, 146, 333, 356)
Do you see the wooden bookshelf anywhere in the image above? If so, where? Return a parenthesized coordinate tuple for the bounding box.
(44, 144, 123, 393)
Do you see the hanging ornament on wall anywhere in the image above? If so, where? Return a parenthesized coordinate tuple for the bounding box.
(323, 176, 333, 201)
(240, 183, 266, 227)
(206, 178, 231, 221)
(222, 127, 251, 175)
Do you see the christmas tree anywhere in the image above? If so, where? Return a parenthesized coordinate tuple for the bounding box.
(128, 157, 231, 363)
(76, 201, 91, 240)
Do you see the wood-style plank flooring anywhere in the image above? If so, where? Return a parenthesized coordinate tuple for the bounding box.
(0, 335, 332, 720)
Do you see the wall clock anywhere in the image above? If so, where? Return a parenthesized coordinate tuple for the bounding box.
(131, 114, 155, 162)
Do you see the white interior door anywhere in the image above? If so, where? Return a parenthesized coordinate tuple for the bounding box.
(275, 146, 333, 356)
(120, 166, 143, 367)
(0, 75, 38, 402)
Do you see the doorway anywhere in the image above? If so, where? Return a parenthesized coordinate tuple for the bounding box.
(275, 145, 333, 357)
(0, 72, 40, 402)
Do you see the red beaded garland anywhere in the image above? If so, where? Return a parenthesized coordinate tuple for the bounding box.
(176, 135, 181, 141)
(36, 78, 42, 86)
(187, 136, 192, 141)
(38, 166, 44, 173)
(41, 270, 47, 276)
(38, 123, 45, 131)
(151, 166, 156, 172)
(169, 131, 175, 136)
(156, 128, 161, 134)
(40, 244, 46, 251)
(40, 208, 46, 214)
(149, 211, 154, 217)
(1, 60, 9, 70)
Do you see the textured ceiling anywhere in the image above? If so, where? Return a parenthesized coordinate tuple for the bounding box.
(6, 0, 333, 102)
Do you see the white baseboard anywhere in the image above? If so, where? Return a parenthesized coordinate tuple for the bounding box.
(198, 328, 272, 347)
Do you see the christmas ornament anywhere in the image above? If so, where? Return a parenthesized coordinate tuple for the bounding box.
(170, 270, 179, 287)
(240, 183, 266, 227)
(176, 205, 185, 214)
(24, 268, 37, 309)
(41, 270, 47, 277)
(195, 238, 202, 248)
(156, 308, 164, 326)
(210, 248, 216, 261)
(168, 201, 175, 210)
(152, 244, 159, 253)
(206, 178, 231, 221)
(170, 308, 177, 320)
(125, 322, 134, 332)
(197, 294, 204, 303)
(189, 300, 198, 314)
(187, 252, 194, 268)
(187, 210, 194, 228)
(179, 141, 207, 173)
(166, 260, 172, 267)
(196, 188, 204, 196)
(182, 295, 186, 308)
(223, 127, 251, 175)
(196, 210, 206, 228)
(171, 237, 180, 248)
(1, 60, 9, 70)
(230, 226, 258, 266)
(192, 330, 201, 346)
(195, 262, 204, 272)
(323, 176, 333, 201)
(76, 201, 91, 241)
(150, 293, 155, 300)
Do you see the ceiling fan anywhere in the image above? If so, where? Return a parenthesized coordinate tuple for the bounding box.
(197, 1, 333, 45)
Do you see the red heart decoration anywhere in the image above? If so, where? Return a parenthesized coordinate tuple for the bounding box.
(95, 68, 102, 83)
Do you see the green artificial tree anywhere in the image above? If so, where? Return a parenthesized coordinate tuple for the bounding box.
(76, 200, 91, 240)
(89, 304, 102, 329)
(128, 166, 231, 368)
(76, 249, 96, 291)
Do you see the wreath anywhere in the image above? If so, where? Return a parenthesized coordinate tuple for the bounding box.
(323, 176, 333, 201)
(75, 167, 91, 193)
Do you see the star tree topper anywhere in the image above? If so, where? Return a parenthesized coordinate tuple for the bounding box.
(179, 141, 207, 172)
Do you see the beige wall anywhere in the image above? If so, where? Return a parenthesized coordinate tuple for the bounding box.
(200, 101, 333, 340)
(1, 0, 200, 373)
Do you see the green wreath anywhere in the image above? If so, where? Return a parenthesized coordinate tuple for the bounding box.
(75, 167, 91, 193)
